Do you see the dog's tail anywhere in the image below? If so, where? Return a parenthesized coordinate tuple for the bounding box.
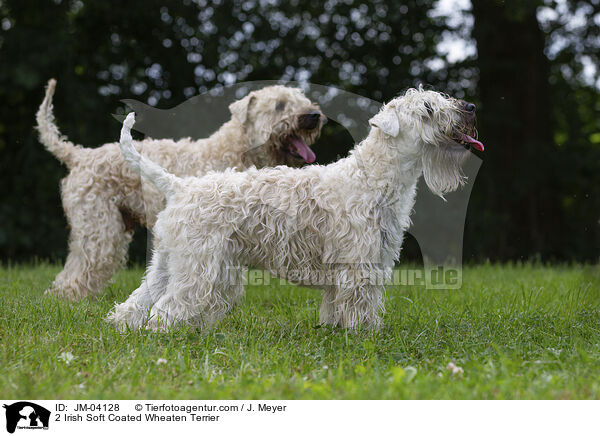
(35, 79, 81, 168)
(119, 113, 179, 199)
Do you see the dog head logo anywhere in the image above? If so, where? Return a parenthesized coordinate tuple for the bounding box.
(3, 402, 50, 434)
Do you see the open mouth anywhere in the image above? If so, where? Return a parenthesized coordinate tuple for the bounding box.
(453, 132, 484, 151)
(283, 135, 316, 163)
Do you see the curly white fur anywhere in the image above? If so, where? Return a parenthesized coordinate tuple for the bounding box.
(36, 79, 324, 299)
(110, 88, 479, 331)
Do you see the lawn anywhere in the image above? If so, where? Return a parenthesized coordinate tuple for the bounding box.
(0, 263, 599, 399)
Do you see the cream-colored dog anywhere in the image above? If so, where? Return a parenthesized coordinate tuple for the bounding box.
(36, 79, 324, 299)
(110, 88, 483, 331)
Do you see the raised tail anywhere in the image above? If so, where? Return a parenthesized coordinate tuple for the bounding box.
(120, 113, 178, 199)
(35, 79, 80, 168)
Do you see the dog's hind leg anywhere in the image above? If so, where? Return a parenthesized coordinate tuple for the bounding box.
(46, 185, 132, 299)
(146, 237, 244, 331)
(108, 246, 170, 330)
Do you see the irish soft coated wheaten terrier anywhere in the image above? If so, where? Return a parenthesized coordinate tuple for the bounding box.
(36, 79, 324, 299)
(110, 87, 483, 331)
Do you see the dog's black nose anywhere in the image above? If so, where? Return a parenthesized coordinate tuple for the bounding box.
(298, 111, 322, 130)
(464, 103, 476, 112)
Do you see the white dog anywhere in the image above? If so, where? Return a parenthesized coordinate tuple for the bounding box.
(36, 79, 324, 299)
(109, 87, 483, 331)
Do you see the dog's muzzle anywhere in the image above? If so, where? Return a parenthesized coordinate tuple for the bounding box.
(298, 111, 322, 130)
(453, 101, 484, 151)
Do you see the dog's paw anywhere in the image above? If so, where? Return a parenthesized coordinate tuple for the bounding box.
(106, 304, 144, 331)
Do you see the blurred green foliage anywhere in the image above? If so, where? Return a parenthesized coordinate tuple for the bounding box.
(0, 0, 598, 262)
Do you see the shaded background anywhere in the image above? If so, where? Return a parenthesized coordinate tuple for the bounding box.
(1, 0, 598, 263)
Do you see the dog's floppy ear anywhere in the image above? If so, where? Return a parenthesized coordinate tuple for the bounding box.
(229, 94, 256, 124)
(369, 108, 399, 137)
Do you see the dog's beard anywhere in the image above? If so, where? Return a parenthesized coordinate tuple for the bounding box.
(421, 139, 469, 197)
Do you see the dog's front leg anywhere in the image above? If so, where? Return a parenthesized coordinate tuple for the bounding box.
(323, 265, 385, 330)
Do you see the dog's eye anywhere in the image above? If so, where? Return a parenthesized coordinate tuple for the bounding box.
(424, 102, 433, 116)
(276, 101, 286, 111)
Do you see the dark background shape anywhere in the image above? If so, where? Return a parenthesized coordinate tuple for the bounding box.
(1, 0, 598, 263)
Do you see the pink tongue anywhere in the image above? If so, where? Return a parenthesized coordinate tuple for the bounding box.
(461, 134, 484, 151)
(289, 137, 316, 163)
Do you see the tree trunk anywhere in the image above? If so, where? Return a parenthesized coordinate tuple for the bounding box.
(471, 1, 557, 259)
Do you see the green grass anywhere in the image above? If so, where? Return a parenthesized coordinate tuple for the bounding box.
(1, 263, 599, 399)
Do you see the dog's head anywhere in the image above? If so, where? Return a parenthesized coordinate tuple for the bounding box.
(229, 85, 325, 167)
(369, 87, 484, 196)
